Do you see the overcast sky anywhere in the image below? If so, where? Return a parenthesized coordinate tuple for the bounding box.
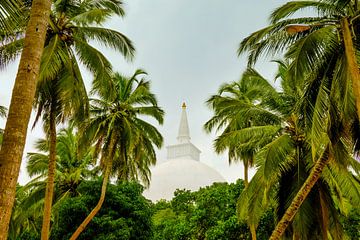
(0, 0, 290, 184)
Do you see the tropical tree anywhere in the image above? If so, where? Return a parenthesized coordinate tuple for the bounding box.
(205, 63, 293, 239)
(70, 70, 164, 239)
(52, 180, 153, 240)
(8, 126, 97, 239)
(0, 0, 52, 238)
(0, 0, 137, 238)
(220, 63, 360, 239)
(237, 1, 360, 238)
(205, 68, 280, 188)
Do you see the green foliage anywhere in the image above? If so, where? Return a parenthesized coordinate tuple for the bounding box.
(52, 180, 153, 240)
(151, 180, 274, 240)
(81, 70, 164, 186)
(342, 207, 360, 239)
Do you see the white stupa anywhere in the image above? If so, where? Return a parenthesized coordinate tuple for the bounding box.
(143, 103, 225, 201)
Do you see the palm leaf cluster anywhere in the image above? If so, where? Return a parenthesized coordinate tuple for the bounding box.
(8, 127, 96, 239)
(82, 70, 164, 186)
(206, 0, 360, 239)
(9, 69, 165, 237)
(1, 0, 164, 239)
(0, 0, 24, 37)
(207, 59, 360, 239)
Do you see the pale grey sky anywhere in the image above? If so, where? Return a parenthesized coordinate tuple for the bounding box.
(0, 0, 290, 184)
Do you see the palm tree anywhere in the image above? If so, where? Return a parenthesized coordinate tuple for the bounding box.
(33, 68, 88, 240)
(208, 62, 360, 239)
(8, 126, 97, 239)
(0, 0, 52, 238)
(205, 64, 300, 240)
(237, 1, 360, 238)
(228, 63, 360, 239)
(205, 68, 280, 188)
(1, 0, 136, 238)
(69, 70, 164, 239)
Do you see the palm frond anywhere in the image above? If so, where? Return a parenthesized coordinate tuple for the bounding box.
(270, 1, 345, 24)
(78, 26, 135, 60)
(0, 37, 23, 69)
(256, 134, 296, 180)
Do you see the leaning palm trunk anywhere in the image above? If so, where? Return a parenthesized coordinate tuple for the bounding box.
(70, 155, 114, 240)
(0, 0, 51, 239)
(269, 149, 331, 240)
(41, 109, 57, 240)
(341, 17, 360, 120)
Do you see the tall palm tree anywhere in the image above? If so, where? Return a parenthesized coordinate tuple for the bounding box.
(237, 1, 360, 238)
(0, 0, 52, 238)
(206, 63, 301, 240)
(8, 126, 97, 239)
(205, 68, 280, 188)
(69, 70, 164, 239)
(0, 0, 137, 238)
(228, 63, 360, 239)
(33, 67, 88, 240)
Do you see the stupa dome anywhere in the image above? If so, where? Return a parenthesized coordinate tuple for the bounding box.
(143, 103, 225, 201)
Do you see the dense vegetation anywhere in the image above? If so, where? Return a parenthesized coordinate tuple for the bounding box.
(0, 0, 359, 239)
(9, 178, 360, 240)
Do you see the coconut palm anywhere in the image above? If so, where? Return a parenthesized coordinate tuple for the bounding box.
(226, 63, 360, 239)
(69, 70, 164, 239)
(0, 0, 52, 237)
(205, 68, 280, 188)
(6, 0, 136, 238)
(205, 64, 299, 239)
(207, 61, 360, 239)
(33, 64, 88, 240)
(8, 126, 97, 239)
(238, 1, 360, 238)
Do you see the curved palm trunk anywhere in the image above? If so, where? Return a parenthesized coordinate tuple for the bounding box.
(0, 0, 51, 239)
(269, 149, 331, 240)
(70, 138, 115, 240)
(341, 17, 360, 120)
(41, 108, 57, 240)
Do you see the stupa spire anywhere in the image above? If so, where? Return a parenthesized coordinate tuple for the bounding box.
(177, 102, 191, 143)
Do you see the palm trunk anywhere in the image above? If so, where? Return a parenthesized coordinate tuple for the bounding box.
(319, 189, 329, 240)
(244, 160, 249, 188)
(69, 158, 113, 240)
(69, 137, 116, 240)
(41, 107, 57, 240)
(341, 17, 360, 120)
(0, 0, 51, 239)
(269, 149, 331, 240)
(250, 224, 257, 240)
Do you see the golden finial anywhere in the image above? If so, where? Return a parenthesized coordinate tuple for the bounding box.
(182, 102, 186, 109)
